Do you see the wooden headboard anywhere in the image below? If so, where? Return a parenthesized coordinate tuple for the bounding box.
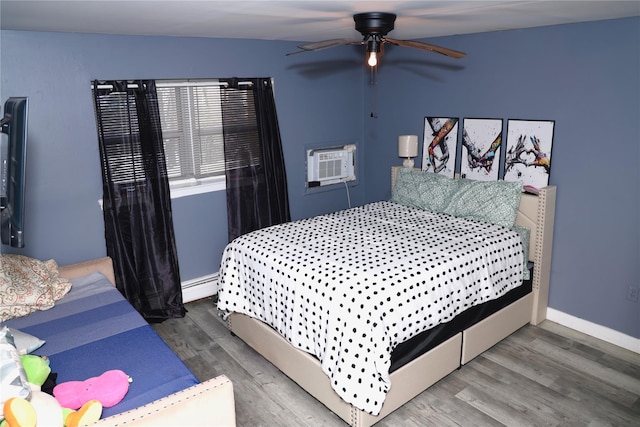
(391, 166, 556, 324)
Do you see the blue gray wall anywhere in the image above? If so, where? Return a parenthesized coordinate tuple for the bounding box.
(1, 16, 638, 339)
(364, 17, 640, 339)
(0, 31, 367, 280)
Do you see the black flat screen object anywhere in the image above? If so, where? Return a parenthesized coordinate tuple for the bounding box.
(0, 97, 28, 248)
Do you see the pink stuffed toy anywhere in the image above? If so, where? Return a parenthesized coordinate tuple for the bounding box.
(53, 370, 131, 410)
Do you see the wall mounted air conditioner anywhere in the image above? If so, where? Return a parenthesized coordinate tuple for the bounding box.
(307, 144, 356, 187)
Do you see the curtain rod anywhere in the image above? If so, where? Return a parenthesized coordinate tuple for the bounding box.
(94, 80, 253, 90)
(157, 80, 254, 88)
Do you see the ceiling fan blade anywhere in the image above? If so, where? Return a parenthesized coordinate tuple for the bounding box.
(286, 38, 361, 56)
(384, 37, 466, 59)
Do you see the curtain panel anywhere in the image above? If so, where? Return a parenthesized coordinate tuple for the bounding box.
(92, 80, 185, 322)
(221, 78, 291, 242)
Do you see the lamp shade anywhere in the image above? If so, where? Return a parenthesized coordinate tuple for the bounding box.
(398, 135, 418, 157)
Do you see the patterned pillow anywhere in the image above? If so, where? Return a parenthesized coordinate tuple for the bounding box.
(442, 179, 522, 228)
(0, 255, 72, 322)
(392, 169, 522, 228)
(391, 168, 457, 213)
(391, 167, 428, 208)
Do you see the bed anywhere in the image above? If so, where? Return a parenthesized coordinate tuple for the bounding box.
(217, 167, 556, 426)
(1, 256, 236, 426)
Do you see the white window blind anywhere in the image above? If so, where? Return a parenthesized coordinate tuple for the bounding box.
(93, 90, 146, 185)
(156, 80, 226, 195)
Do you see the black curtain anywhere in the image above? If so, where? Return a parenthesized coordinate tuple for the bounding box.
(222, 78, 290, 242)
(92, 80, 185, 322)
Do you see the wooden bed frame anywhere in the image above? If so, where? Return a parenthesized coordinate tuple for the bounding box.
(226, 167, 557, 426)
(58, 256, 116, 285)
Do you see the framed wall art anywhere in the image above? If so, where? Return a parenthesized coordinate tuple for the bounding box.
(504, 119, 555, 191)
(460, 118, 503, 181)
(422, 117, 458, 178)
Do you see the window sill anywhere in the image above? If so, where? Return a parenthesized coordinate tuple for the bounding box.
(169, 179, 225, 199)
(97, 178, 225, 210)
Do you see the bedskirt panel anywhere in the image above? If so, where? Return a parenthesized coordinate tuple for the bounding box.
(3, 271, 198, 417)
(390, 265, 533, 372)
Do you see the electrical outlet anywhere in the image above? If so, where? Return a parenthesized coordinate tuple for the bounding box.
(627, 286, 639, 302)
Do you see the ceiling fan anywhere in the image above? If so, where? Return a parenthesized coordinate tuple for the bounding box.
(286, 12, 466, 67)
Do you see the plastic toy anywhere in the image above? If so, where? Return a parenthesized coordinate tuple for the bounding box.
(2, 397, 102, 427)
(19, 356, 51, 389)
(1, 355, 104, 427)
(53, 370, 131, 410)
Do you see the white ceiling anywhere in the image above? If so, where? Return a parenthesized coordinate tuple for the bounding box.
(1, 1, 638, 42)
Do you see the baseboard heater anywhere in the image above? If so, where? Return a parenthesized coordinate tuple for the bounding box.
(181, 272, 219, 303)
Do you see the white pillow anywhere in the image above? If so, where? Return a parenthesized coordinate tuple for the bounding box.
(0, 327, 32, 418)
(6, 327, 46, 355)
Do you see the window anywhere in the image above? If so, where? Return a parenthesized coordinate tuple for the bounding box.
(94, 79, 264, 200)
(94, 90, 146, 185)
(156, 80, 227, 197)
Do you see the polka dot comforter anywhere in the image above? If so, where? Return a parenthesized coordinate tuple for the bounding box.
(218, 201, 524, 415)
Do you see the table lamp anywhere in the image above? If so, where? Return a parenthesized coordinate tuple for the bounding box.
(398, 135, 418, 168)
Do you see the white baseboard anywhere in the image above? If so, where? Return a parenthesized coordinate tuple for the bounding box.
(546, 308, 640, 354)
(181, 273, 219, 304)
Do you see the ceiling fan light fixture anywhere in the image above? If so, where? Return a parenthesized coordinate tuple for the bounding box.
(366, 38, 381, 67)
(285, 11, 467, 63)
(367, 51, 378, 67)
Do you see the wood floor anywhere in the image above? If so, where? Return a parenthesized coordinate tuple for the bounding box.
(152, 298, 640, 427)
